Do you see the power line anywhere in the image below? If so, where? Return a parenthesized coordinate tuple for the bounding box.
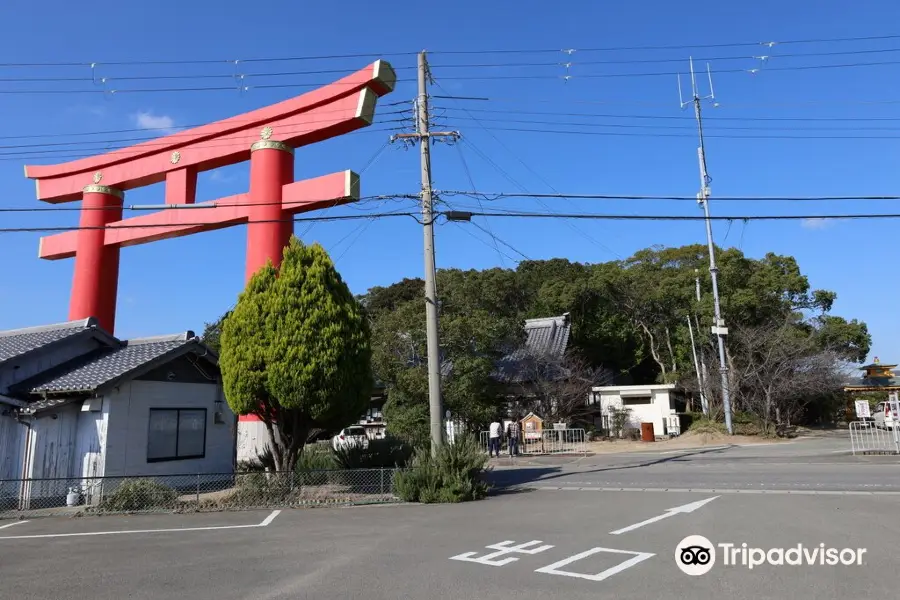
(432, 59, 900, 82)
(7, 45, 900, 83)
(0, 118, 412, 157)
(432, 93, 900, 109)
(449, 220, 523, 264)
(0, 211, 421, 234)
(0, 78, 414, 95)
(445, 210, 900, 222)
(1, 125, 409, 163)
(0, 194, 419, 213)
(434, 78, 621, 258)
(427, 33, 900, 55)
(428, 45, 900, 68)
(5, 34, 898, 68)
(436, 106, 900, 124)
(440, 191, 900, 201)
(437, 113, 900, 132)
(468, 219, 530, 260)
(440, 125, 900, 140)
(0, 101, 411, 142)
(453, 141, 506, 266)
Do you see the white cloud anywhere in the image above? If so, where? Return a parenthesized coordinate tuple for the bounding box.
(209, 170, 235, 184)
(801, 217, 831, 230)
(133, 111, 175, 132)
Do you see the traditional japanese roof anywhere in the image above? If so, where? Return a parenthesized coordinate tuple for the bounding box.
(844, 358, 900, 391)
(17, 332, 215, 396)
(0, 318, 102, 364)
(493, 313, 572, 383)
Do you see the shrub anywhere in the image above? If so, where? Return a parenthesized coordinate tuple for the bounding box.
(732, 412, 763, 436)
(297, 444, 337, 471)
(687, 417, 727, 435)
(223, 472, 295, 507)
(333, 436, 414, 469)
(99, 479, 178, 512)
(623, 426, 642, 441)
(393, 434, 489, 503)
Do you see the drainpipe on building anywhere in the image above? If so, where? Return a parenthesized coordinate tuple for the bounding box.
(15, 411, 33, 511)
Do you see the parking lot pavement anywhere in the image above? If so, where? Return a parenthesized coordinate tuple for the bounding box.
(489, 434, 900, 492)
(1, 490, 896, 600)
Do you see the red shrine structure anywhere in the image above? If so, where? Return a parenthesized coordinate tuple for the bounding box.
(25, 61, 396, 334)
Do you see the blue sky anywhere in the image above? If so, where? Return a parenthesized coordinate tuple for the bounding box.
(0, 0, 898, 367)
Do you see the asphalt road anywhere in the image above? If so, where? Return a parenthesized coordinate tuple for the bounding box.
(490, 431, 900, 493)
(2, 432, 897, 600)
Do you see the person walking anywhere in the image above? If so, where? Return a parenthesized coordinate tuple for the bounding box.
(488, 417, 503, 458)
(506, 418, 520, 457)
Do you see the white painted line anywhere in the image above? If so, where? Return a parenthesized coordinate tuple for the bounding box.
(260, 509, 281, 526)
(609, 496, 719, 535)
(532, 486, 900, 496)
(535, 547, 654, 581)
(0, 520, 28, 530)
(450, 540, 554, 566)
(0, 510, 280, 541)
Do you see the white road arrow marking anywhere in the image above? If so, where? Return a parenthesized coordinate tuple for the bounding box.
(609, 496, 719, 535)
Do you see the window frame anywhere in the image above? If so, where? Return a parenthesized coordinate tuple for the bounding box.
(147, 407, 208, 463)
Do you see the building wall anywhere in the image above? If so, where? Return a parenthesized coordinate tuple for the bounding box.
(103, 380, 235, 478)
(237, 419, 269, 465)
(72, 397, 109, 480)
(0, 336, 106, 394)
(0, 414, 26, 503)
(22, 404, 80, 501)
(595, 389, 675, 437)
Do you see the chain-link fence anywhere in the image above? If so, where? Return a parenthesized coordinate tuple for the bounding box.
(0, 468, 402, 519)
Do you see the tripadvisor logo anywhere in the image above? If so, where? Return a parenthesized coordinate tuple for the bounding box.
(675, 535, 867, 575)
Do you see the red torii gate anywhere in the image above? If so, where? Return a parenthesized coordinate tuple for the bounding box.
(25, 61, 396, 334)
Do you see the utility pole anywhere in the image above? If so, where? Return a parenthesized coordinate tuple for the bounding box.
(680, 58, 733, 434)
(392, 51, 460, 454)
(686, 314, 707, 415)
(693, 269, 709, 415)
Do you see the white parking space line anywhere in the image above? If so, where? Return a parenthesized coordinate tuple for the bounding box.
(0, 509, 280, 541)
(0, 520, 29, 530)
(609, 496, 719, 535)
(534, 547, 655, 581)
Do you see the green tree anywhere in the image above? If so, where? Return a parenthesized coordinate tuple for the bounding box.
(219, 237, 373, 472)
(371, 268, 524, 443)
(200, 310, 230, 355)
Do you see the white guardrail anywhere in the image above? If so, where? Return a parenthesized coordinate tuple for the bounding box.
(849, 421, 900, 455)
(480, 428, 587, 455)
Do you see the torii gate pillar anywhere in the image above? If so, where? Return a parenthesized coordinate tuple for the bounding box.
(70, 185, 124, 332)
(246, 139, 295, 281)
(25, 61, 396, 334)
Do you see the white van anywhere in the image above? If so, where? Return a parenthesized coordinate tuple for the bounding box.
(873, 401, 899, 430)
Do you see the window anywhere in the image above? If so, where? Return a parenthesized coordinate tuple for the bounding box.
(147, 408, 207, 462)
(622, 396, 652, 405)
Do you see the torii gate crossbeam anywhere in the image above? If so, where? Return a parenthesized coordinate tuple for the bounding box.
(25, 61, 396, 334)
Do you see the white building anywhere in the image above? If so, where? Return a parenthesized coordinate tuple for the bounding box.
(589, 383, 686, 438)
(0, 319, 235, 507)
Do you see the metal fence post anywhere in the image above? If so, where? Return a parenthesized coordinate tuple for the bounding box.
(380, 468, 384, 496)
(196, 474, 200, 507)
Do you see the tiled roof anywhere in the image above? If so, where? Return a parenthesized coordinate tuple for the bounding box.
(522, 314, 571, 358)
(493, 314, 571, 383)
(845, 376, 900, 389)
(0, 318, 98, 363)
(22, 332, 200, 394)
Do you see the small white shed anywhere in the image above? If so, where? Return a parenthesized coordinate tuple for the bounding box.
(589, 384, 684, 438)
